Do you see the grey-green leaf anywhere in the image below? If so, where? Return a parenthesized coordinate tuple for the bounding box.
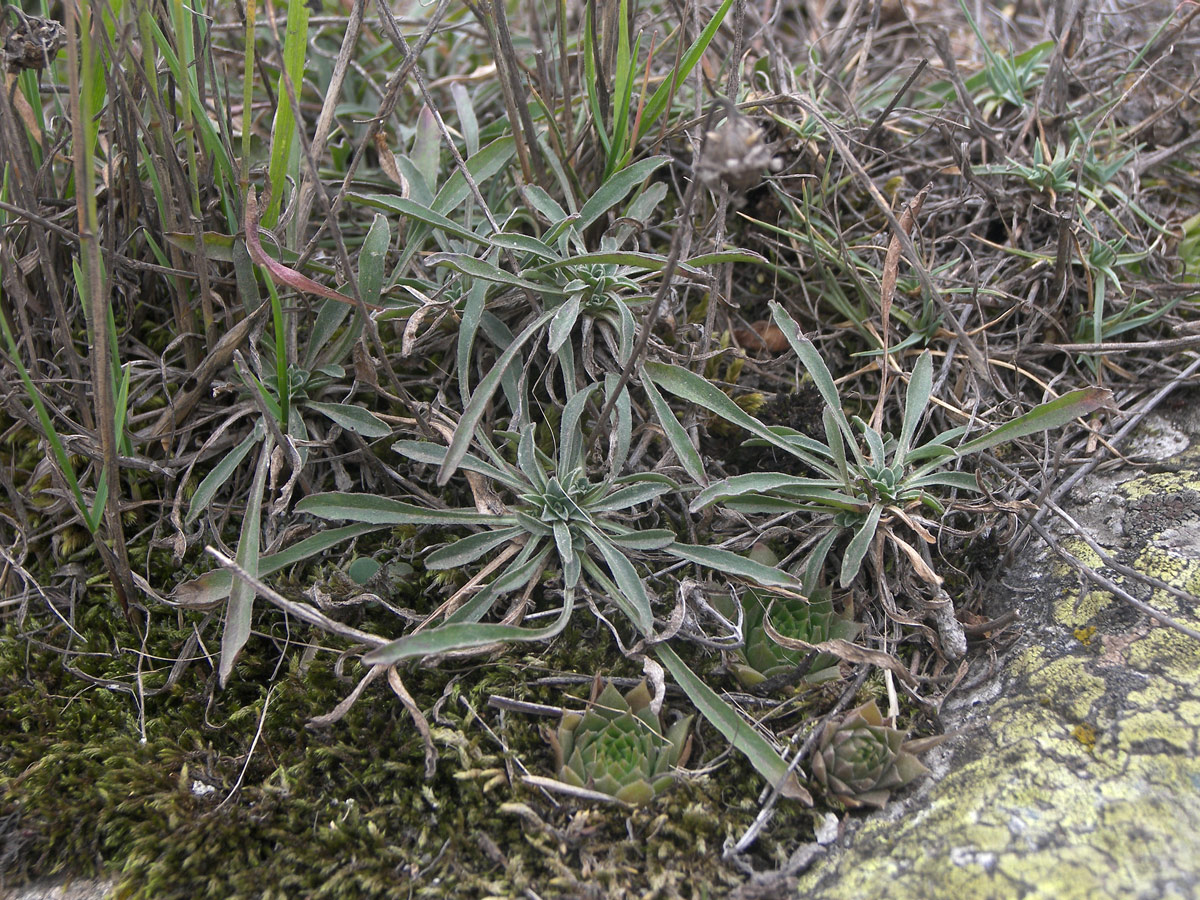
(641, 372, 708, 486)
(219, 434, 272, 688)
(668, 542, 803, 590)
(357, 213, 391, 308)
(440, 309, 557, 485)
(362, 590, 574, 666)
(578, 157, 670, 231)
(187, 421, 265, 525)
(304, 401, 391, 438)
(656, 643, 812, 804)
(296, 492, 507, 525)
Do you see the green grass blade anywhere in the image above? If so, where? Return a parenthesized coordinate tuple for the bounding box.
(0, 308, 97, 532)
(262, 0, 310, 227)
(634, 0, 736, 143)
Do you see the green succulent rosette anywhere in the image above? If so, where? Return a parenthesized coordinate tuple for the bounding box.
(728, 587, 861, 689)
(550, 680, 693, 805)
(810, 700, 930, 809)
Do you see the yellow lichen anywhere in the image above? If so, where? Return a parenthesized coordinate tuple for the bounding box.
(1071, 723, 1097, 749)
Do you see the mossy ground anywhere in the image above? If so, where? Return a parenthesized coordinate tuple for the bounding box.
(1, 597, 812, 899)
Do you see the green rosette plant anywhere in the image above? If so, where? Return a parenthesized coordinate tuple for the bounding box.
(550, 679, 693, 805)
(809, 700, 930, 809)
(732, 587, 861, 689)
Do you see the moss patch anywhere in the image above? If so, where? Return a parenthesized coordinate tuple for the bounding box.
(1, 603, 813, 899)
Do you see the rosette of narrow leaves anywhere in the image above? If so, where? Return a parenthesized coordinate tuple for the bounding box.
(810, 700, 929, 809)
(732, 587, 860, 689)
(647, 301, 1112, 590)
(551, 680, 693, 805)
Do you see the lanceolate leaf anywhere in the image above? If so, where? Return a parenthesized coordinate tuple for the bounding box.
(432, 134, 516, 217)
(393, 440, 527, 492)
(346, 194, 485, 246)
(602, 529, 678, 551)
(362, 589, 574, 666)
(427, 252, 549, 292)
(668, 543, 803, 590)
(548, 293, 582, 353)
(840, 503, 882, 588)
(446, 543, 552, 624)
(559, 383, 600, 471)
(534, 251, 703, 278)
(357, 213, 391, 308)
(187, 421, 265, 524)
(690, 473, 842, 512)
(172, 521, 386, 609)
(296, 492, 509, 526)
(655, 643, 812, 804)
(897, 351, 934, 460)
(951, 387, 1114, 459)
(304, 401, 391, 438)
(641, 372, 708, 486)
(768, 301, 855, 448)
(589, 480, 675, 512)
(425, 526, 525, 569)
(219, 434, 272, 688)
(644, 361, 825, 468)
(440, 309, 557, 485)
(578, 157, 670, 231)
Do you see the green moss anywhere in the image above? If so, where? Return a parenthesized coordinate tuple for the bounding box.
(1, 601, 813, 898)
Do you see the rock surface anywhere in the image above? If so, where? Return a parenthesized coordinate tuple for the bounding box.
(6, 877, 116, 900)
(793, 406, 1200, 900)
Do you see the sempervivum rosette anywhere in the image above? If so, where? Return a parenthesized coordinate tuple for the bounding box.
(550, 679, 693, 805)
(809, 700, 930, 809)
(731, 587, 860, 689)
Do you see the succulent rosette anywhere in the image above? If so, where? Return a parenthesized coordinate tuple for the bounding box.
(810, 700, 930, 809)
(550, 680, 693, 805)
(730, 587, 861, 689)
